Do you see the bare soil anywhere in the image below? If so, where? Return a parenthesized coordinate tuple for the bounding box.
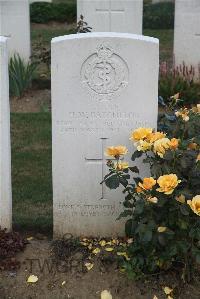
(10, 89, 51, 113)
(0, 237, 200, 299)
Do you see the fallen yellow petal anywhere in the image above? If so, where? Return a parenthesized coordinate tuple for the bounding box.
(61, 281, 66, 286)
(105, 247, 114, 252)
(117, 252, 130, 260)
(80, 242, 88, 246)
(111, 239, 119, 245)
(153, 296, 158, 299)
(85, 262, 94, 271)
(92, 248, 101, 255)
(119, 242, 127, 247)
(167, 296, 173, 299)
(117, 251, 125, 255)
(99, 240, 106, 247)
(106, 241, 112, 246)
(88, 244, 93, 250)
(101, 290, 112, 299)
(82, 238, 89, 242)
(27, 275, 38, 283)
(27, 237, 34, 241)
(163, 286, 173, 295)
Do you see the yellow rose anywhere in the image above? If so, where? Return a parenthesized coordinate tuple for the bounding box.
(153, 138, 171, 158)
(187, 195, 200, 216)
(137, 140, 152, 152)
(192, 104, 200, 114)
(147, 131, 166, 143)
(175, 108, 189, 122)
(169, 138, 179, 150)
(136, 186, 143, 193)
(187, 143, 198, 150)
(105, 145, 128, 157)
(157, 174, 181, 195)
(139, 177, 157, 191)
(114, 161, 129, 171)
(130, 127, 152, 142)
(196, 153, 200, 162)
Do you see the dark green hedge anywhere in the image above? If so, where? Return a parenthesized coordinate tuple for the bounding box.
(30, 2, 76, 23)
(143, 2, 175, 29)
(30, 2, 174, 30)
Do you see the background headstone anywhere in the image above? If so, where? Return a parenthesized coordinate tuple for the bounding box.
(0, 36, 12, 231)
(77, 0, 143, 34)
(52, 32, 159, 237)
(0, 0, 51, 61)
(174, 0, 200, 78)
(152, 0, 174, 3)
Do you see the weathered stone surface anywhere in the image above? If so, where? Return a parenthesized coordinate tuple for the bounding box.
(77, 0, 143, 34)
(0, 0, 51, 61)
(0, 36, 12, 231)
(174, 0, 200, 78)
(51, 32, 159, 237)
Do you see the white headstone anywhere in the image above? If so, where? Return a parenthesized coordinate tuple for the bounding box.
(52, 32, 159, 237)
(0, 0, 51, 61)
(152, 0, 174, 3)
(174, 0, 200, 77)
(77, 0, 143, 34)
(0, 36, 12, 231)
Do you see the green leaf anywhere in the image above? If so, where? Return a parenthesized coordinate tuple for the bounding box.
(119, 176, 129, 187)
(163, 151, 174, 161)
(134, 200, 144, 215)
(117, 209, 132, 220)
(101, 171, 115, 184)
(158, 234, 166, 246)
(129, 166, 139, 173)
(143, 230, 152, 243)
(195, 254, 200, 264)
(133, 177, 142, 185)
(105, 174, 120, 189)
(125, 193, 133, 201)
(131, 151, 143, 161)
(180, 204, 190, 216)
(123, 200, 134, 208)
(125, 219, 137, 236)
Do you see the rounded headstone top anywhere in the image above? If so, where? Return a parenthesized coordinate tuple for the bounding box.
(52, 32, 159, 45)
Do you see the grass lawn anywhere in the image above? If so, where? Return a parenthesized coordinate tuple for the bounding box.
(31, 25, 174, 77)
(11, 113, 52, 233)
(144, 29, 174, 63)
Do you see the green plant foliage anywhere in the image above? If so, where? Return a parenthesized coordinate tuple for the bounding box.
(9, 54, 37, 98)
(159, 63, 200, 106)
(30, 2, 76, 23)
(143, 2, 174, 30)
(103, 104, 200, 282)
(30, 1, 173, 30)
(77, 15, 92, 33)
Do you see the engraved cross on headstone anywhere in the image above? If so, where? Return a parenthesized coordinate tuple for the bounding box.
(96, 1, 125, 31)
(85, 138, 116, 200)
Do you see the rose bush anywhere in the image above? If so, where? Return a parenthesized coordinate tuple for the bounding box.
(103, 104, 200, 281)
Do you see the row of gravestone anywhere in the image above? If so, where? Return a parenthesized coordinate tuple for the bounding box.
(0, 31, 159, 237)
(0, 0, 200, 75)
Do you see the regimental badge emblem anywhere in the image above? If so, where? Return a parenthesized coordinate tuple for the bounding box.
(81, 44, 129, 101)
